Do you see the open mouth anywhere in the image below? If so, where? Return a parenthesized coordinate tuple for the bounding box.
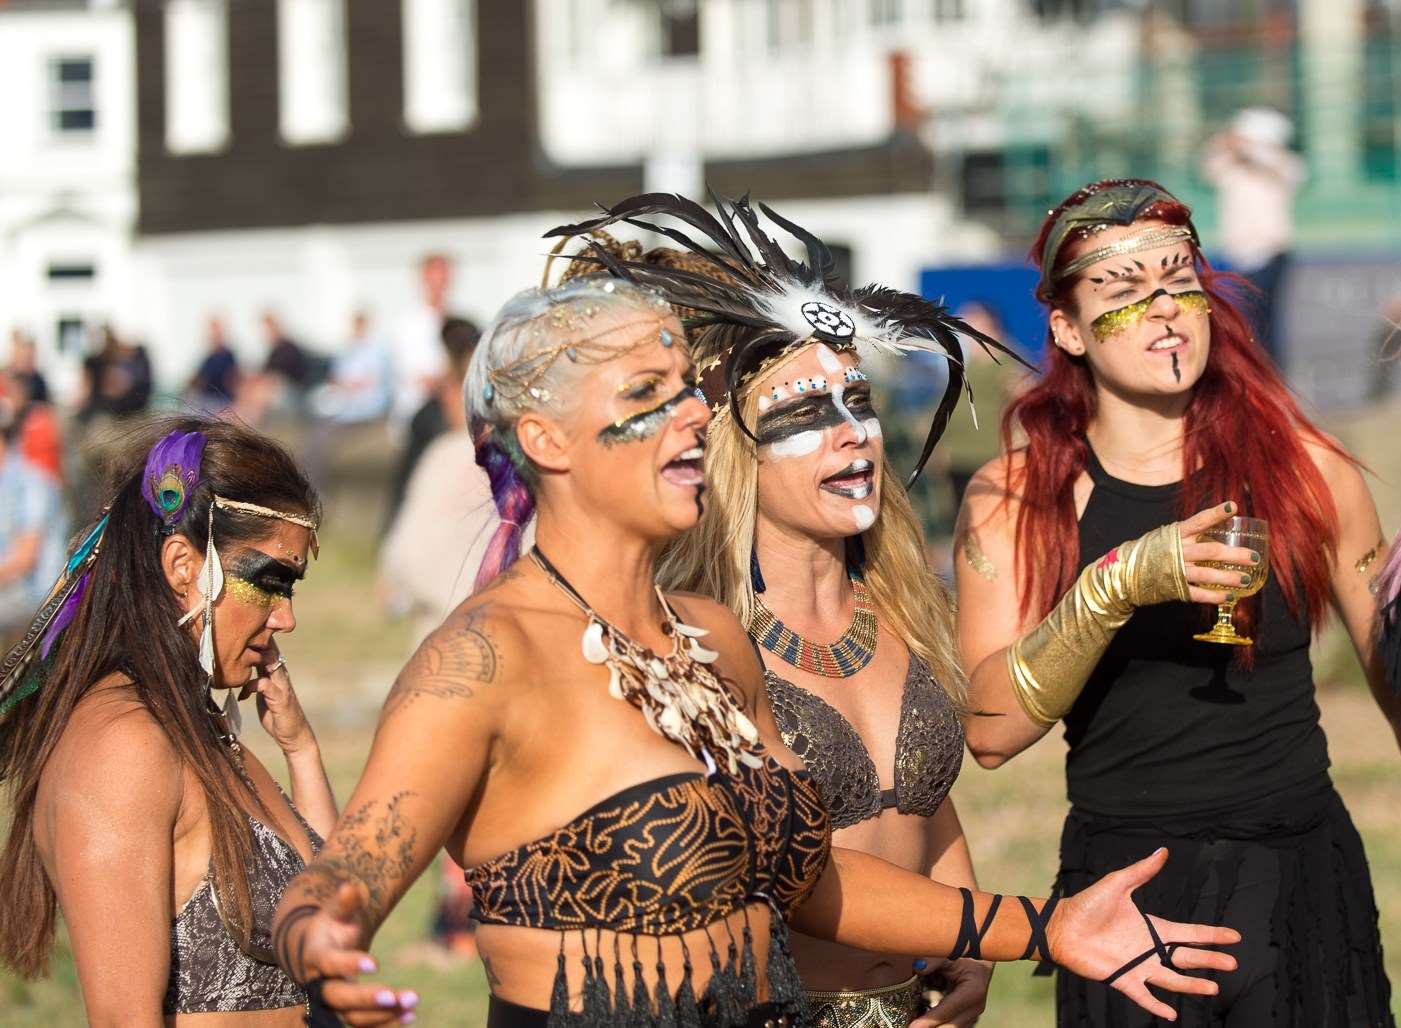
(820, 459, 874, 499)
(661, 445, 706, 489)
(1148, 331, 1187, 352)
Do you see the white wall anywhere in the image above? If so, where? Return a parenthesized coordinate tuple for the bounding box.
(132, 192, 998, 388)
(0, 3, 137, 400)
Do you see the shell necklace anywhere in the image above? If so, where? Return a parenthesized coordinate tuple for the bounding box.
(529, 547, 764, 774)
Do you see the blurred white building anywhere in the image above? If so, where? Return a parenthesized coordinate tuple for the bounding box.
(0, 0, 137, 400)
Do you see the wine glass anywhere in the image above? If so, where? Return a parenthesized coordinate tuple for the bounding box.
(1192, 516, 1269, 646)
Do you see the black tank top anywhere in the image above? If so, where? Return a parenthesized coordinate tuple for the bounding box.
(1064, 449, 1331, 818)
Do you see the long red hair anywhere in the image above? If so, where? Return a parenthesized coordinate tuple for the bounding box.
(1004, 178, 1346, 642)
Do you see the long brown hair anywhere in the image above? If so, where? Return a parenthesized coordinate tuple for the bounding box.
(0, 416, 320, 978)
(1007, 178, 1348, 641)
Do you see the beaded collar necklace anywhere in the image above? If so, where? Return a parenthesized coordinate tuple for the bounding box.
(751, 577, 877, 678)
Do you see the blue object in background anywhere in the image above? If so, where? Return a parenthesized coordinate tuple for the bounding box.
(918, 264, 1046, 363)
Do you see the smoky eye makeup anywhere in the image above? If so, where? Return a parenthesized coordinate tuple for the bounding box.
(1089, 288, 1210, 342)
(224, 550, 302, 601)
(616, 373, 666, 401)
(756, 394, 845, 445)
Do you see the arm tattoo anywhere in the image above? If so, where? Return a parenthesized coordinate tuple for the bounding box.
(1355, 537, 1387, 593)
(381, 611, 498, 721)
(963, 531, 998, 582)
(294, 791, 420, 933)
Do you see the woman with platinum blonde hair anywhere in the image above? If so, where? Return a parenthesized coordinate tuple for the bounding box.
(273, 264, 1239, 1028)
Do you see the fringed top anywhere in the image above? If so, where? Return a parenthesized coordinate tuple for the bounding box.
(466, 747, 831, 1026)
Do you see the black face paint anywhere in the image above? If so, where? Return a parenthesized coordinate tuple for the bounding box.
(1172, 351, 1182, 383)
(596, 385, 695, 447)
(224, 550, 303, 601)
(755, 385, 876, 448)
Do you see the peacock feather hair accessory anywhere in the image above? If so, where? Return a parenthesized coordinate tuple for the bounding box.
(142, 429, 207, 525)
(544, 191, 1030, 485)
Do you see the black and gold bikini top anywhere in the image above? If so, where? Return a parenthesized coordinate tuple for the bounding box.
(766, 652, 964, 830)
(466, 746, 829, 1024)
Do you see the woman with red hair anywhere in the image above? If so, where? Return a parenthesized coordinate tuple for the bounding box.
(955, 179, 1396, 1026)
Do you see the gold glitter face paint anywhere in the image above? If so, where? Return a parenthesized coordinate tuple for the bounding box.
(1090, 288, 1210, 343)
(227, 576, 277, 610)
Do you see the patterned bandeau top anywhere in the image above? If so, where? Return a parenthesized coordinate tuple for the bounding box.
(465, 746, 831, 1025)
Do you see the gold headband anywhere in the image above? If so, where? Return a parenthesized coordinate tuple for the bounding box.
(1054, 225, 1195, 283)
(698, 337, 858, 425)
(214, 495, 320, 559)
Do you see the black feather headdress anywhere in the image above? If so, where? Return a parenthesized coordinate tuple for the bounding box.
(544, 192, 1031, 485)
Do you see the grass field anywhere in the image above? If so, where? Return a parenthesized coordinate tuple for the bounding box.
(3, 398, 1399, 1025)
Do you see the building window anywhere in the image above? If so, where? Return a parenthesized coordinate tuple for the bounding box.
(661, 0, 701, 57)
(933, 0, 964, 19)
(278, 0, 349, 144)
(47, 262, 97, 282)
(870, 0, 902, 26)
(403, 0, 477, 134)
(49, 57, 96, 135)
(165, 0, 230, 153)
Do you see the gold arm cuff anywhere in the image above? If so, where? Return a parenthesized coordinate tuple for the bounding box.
(1007, 523, 1188, 726)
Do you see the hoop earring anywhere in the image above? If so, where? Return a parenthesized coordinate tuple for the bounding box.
(750, 546, 767, 594)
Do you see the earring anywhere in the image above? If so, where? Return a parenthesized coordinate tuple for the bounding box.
(750, 546, 767, 594)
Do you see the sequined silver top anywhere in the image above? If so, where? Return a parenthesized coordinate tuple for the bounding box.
(765, 652, 964, 830)
(163, 796, 321, 1014)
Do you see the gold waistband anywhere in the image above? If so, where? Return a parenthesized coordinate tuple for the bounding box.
(806, 974, 924, 1028)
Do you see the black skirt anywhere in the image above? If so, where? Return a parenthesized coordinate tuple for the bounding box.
(486, 995, 799, 1027)
(1053, 777, 1393, 1027)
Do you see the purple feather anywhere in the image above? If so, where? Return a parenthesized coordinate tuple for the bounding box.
(142, 430, 207, 522)
(40, 571, 90, 660)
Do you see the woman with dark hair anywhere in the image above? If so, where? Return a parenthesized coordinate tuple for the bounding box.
(271, 268, 1239, 1027)
(0, 416, 339, 1025)
(955, 179, 1396, 1026)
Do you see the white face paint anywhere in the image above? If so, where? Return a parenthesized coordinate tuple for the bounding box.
(768, 430, 823, 458)
(853, 504, 876, 531)
(861, 418, 882, 438)
(830, 382, 868, 445)
(814, 343, 843, 374)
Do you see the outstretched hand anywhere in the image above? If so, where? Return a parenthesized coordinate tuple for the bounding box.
(275, 882, 420, 1027)
(1047, 848, 1240, 1022)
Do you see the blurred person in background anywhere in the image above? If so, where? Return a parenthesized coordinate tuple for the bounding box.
(957, 179, 1395, 1026)
(939, 302, 1023, 513)
(77, 323, 152, 423)
(1, 366, 63, 485)
(7, 330, 51, 405)
(0, 417, 340, 1024)
(380, 314, 522, 968)
(1202, 107, 1305, 367)
(271, 272, 1239, 1028)
(392, 253, 455, 427)
(239, 311, 318, 426)
(380, 315, 480, 536)
(0, 415, 66, 646)
(309, 310, 393, 425)
(186, 316, 242, 414)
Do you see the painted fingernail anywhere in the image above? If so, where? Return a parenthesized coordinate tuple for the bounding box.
(1224, 501, 1235, 513)
(1226, 592, 1237, 603)
(358, 957, 377, 974)
(1239, 574, 1251, 586)
(400, 991, 420, 1009)
(399, 1015, 416, 1025)
(913, 959, 928, 971)
(1250, 551, 1260, 563)
(376, 990, 396, 1008)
